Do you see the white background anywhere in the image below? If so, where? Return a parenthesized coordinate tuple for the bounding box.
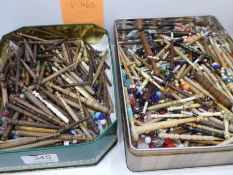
(0, 0, 233, 40)
(1, 0, 233, 174)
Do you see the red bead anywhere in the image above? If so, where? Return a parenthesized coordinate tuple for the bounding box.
(2, 111, 10, 117)
(44, 71, 50, 77)
(149, 141, 156, 148)
(130, 98, 137, 107)
(164, 138, 176, 148)
(15, 93, 20, 97)
(147, 131, 155, 137)
(159, 110, 166, 114)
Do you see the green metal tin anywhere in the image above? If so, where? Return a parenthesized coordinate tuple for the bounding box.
(0, 24, 119, 172)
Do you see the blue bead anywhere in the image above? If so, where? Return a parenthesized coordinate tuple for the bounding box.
(156, 91, 162, 97)
(69, 130, 76, 136)
(135, 83, 140, 90)
(212, 63, 220, 70)
(139, 90, 144, 96)
(165, 93, 172, 98)
(94, 112, 101, 119)
(155, 140, 164, 148)
(11, 134, 20, 139)
(92, 83, 98, 91)
(152, 94, 159, 102)
(98, 113, 105, 120)
(125, 79, 131, 88)
(212, 65, 220, 70)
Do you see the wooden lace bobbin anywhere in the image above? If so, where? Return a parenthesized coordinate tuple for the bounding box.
(119, 49, 134, 85)
(15, 52, 21, 93)
(175, 64, 187, 80)
(209, 37, 228, 69)
(120, 47, 140, 80)
(135, 67, 163, 91)
(167, 103, 201, 112)
(195, 41, 206, 54)
(151, 111, 221, 118)
(61, 91, 93, 141)
(6, 118, 59, 129)
(211, 71, 233, 103)
(1, 82, 8, 109)
(139, 31, 160, 76)
(32, 91, 69, 124)
(187, 141, 221, 147)
(15, 126, 57, 134)
(82, 105, 100, 134)
(0, 137, 40, 149)
(41, 61, 80, 85)
(223, 116, 231, 139)
(52, 66, 95, 101)
(48, 83, 109, 113)
(215, 102, 233, 121)
(201, 65, 227, 94)
(179, 55, 202, 79)
(174, 47, 198, 69)
(183, 76, 215, 100)
(124, 46, 142, 67)
(124, 87, 137, 141)
(7, 103, 51, 124)
(194, 72, 233, 108)
(186, 123, 226, 136)
(1, 112, 20, 141)
(92, 50, 108, 85)
(102, 75, 112, 124)
(66, 70, 95, 95)
(17, 32, 50, 42)
(135, 116, 204, 141)
(12, 130, 88, 142)
(185, 33, 205, 46)
(23, 89, 54, 116)
(1, 139, 63, 151)
(20, 59, 36, 81)
(218, 136, 233, 145)
(36, 63, 46, 90)
(9, 95, 65, 127)
(158, 132, 223, 141)
(207, 117, 233, 133)
(218, 43, 233, 70)
(147, 95, 200, 111)
(170, 92, 182, 100)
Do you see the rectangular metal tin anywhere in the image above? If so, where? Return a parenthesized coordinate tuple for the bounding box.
(114, 16, 233, 171)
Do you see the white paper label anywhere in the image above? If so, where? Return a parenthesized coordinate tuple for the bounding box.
(21, 154, 59, 164)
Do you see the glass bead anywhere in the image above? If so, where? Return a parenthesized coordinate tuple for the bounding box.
(147, 131, 155, 137)
(63, 141, 70, 146)
(2, 111, 10, 117)
(155, 140, 164, 148)
(144, 136, 152, 144)
(98, 113, 105, 120)
(156, 91, 162, 97)
(149, 141, 156, 148)
(94, 112, 101, 119)
(164, 138, 176, 148)
(100, 119, 107, 126)
(159, 110, 166, 114)
(152, 94, 159, 102)
(11, 134, 21, 139)
(125, 79, 131, 88)
(160, 69, 167, 76)
(92, 83, 98, 91)
(68, 130, 76, 136)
